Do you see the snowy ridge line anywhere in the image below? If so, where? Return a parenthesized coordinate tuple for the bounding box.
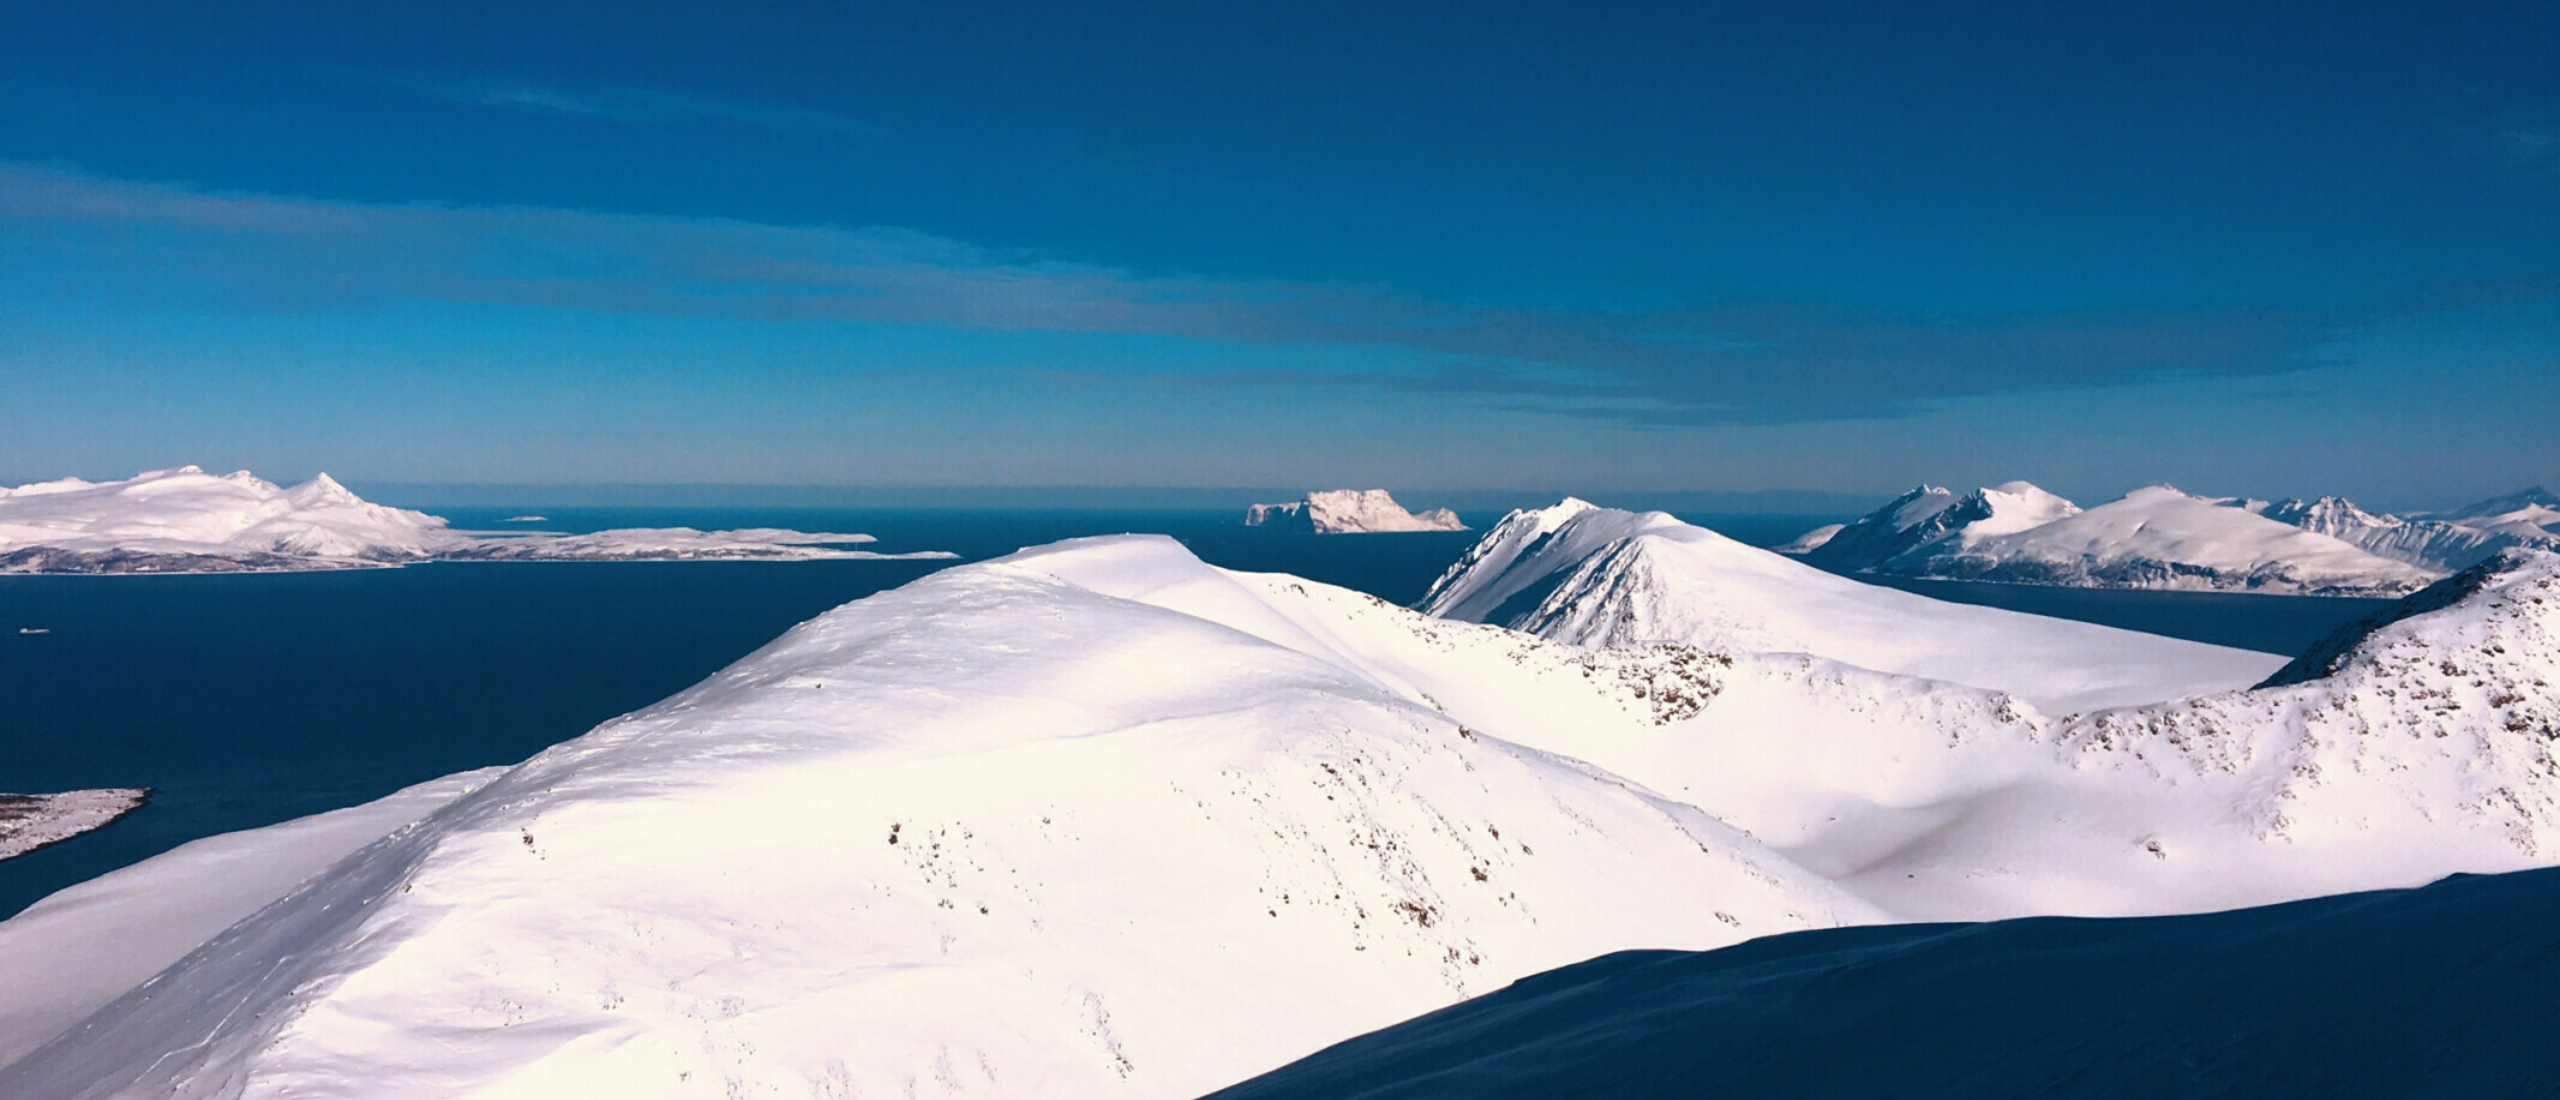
(1417, 498, 2284, 713)
(2, 534, 2554, 1097)
(0, 467, 954, 572)
(1788, 480, 2560, 594)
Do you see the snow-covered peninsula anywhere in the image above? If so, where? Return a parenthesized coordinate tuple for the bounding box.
(1245, 489, 1466, 534)
(0, 468, 953, 572)
(1785, 480, 2554, 596)
(3, 520, 2554, 1097)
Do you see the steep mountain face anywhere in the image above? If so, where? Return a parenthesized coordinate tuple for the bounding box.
(1419, 500, 2282, 713)
(0, 467, 454, 572)
(1797, 481, 2079, 571)
(4, 536, 2554, 1098)
(1245, 490, 1466, 534)
(1204, 867, 2560, 1100)
(1899, 486, 2434, 595)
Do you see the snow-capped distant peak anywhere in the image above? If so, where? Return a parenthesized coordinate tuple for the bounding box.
(2445, 487, 2560, 525)
(1245, 489, 1468, 534)
(0, 466, 958, 572)
(2261, 496, 2399, 536)
(1798, 480, 2077, 569)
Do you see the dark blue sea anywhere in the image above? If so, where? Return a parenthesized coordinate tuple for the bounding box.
(0, 508, 2383, 918)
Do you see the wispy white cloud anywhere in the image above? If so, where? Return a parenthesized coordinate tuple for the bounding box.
(2, 162, 2390, 426)
(382, 75, 891, 141)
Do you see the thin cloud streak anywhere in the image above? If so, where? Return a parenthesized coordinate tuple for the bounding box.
(380, 75, 892, 141)
(4, 163, 2373, 426)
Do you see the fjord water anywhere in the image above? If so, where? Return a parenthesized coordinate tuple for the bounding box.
(0, 508, 2377, 918)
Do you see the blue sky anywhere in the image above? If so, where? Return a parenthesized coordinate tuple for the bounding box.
(3, 1, 2553, 509)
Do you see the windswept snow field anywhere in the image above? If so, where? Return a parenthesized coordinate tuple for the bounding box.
(0, 505, 2554, 1098)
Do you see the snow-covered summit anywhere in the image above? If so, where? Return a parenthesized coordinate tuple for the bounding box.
(1796, 481, 2080, 572)
(0, 466, 453, 572)
(0, 535, 1874, 1099)
(2442, 486, 2560, 528)
(1245, 490, 1467, 534)
(1421, 498, 2279, 712)
(1792, 482, 2436, 596)
(2, 535, 2555, 1096)
(1901, 484, 2435, 595)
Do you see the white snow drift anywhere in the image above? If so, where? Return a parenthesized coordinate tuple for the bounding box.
(5, 524, 2555, 1098)
(1245, 490, 1466, 534)
(0, 468, 950, 571)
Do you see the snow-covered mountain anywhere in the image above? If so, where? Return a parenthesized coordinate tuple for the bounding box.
(1416, 498, 2281, 712)
(2440, 486, 2560, 529)
(1206, 866, 2560, 1100)
(1797, 480, 2080, 572)
(1899, 485, 2436, 595)
(1793, 481, 2560, 593)
(441, 527, 956, 562)
(0, 466, 453, 572)
(1245, 490, 1466, 534)
(4, 535, 2553, 1097)
(0, 537, 1876, 1099)
(0, 467, 952, 571)
(2256, 491, 2560, 573)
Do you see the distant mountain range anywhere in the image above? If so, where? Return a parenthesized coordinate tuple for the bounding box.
(0, 466, 956, 572)
(1788, 482, 2559, 596)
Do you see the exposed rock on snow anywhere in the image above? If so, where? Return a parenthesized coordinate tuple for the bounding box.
(1246, 490, 1467, 534)
(3, 536, 2553, 1098)
(441, 527, 956, 562)
(0, 790, 148, 862)
(0, 468, 953, 571)
(1419, 498, 2282, 712)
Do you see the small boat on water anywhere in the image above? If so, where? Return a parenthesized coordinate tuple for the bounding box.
(18, 628, 49, 635)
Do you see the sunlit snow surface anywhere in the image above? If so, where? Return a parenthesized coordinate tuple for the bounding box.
(0, 532, 2552, 1098)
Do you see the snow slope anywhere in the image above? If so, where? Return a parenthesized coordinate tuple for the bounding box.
(1902, 485, 2434, 595)
(4, 537, 2553, 1097)
(1416, 499, 2282, 712)
(0, 537, 1872, 1100)
(1204, 866, 2560, 1100)
(0, 467, 452, 572)
(1246, 490, 1466, 534)
(1796, 481, 2079, 572)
